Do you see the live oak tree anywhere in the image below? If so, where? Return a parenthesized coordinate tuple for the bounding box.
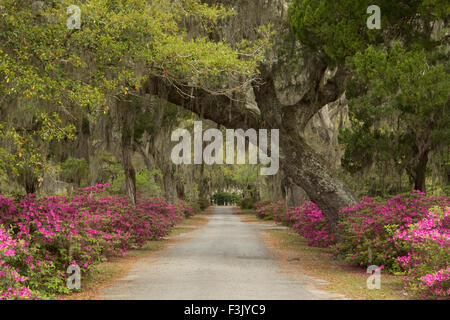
(134, 99, 189, 203)
(0, 0, 262, 202)
(144, 0, 357, 230)
(280, 0, 448, 226)
(146, 0, 448, 230)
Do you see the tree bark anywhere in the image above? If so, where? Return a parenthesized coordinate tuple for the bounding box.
(279, 132, 356, 229)
(198, 162, 208, 199)
(269, 173, 283, 202)
(119, 100, 137, 206)
(162, 169, 176, 203)
(176, 180, 185, 199)
(285, 180, 308, 208)
(138, 143, 154, 171)
(122, 142, 136, 205)
(413, 150, 429, 192)
(23, 167, 38, 195)
(74, 116, 90, 163)
(253, 64, 357, 231)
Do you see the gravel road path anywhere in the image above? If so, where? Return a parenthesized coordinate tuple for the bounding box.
(98, 206, 343, 300)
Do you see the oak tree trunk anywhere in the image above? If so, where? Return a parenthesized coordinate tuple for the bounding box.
(285, 182, 307, 208)
(74, 117, 90, 163)
(279, 133, 356, 231)
(119, 101, 137, 206)
(162, 169, 176, 203)
(413, 150, 429, 193)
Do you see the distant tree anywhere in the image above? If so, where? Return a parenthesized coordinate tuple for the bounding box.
(60, 156, 89, 187)
(341, 43, 449, 193)
(289, 0, 449, 193)
(0, 113, 75, 194)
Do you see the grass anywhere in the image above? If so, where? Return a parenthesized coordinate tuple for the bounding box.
(64, 208, 212, 300)
(236, 209, 410, 300)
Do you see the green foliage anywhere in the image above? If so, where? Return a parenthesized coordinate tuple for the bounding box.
(288, 0, 449, 63)
(0, 112, 75, 194)
(232, 165, 259, 189)
(110, 168, 161, 197)
(239, 197, 255, 210)
(135, 169, 162, 197)
(341, 42, 449, 191)
(0, 0, 267, 201)
(289, 0, 449, 194)
(196, 198, 210, 211)
(338, 167, 412, 198)
(211, 191, 240, 205)
(0, 0, 261, 111)
(60, 157, 89, 187)
(94, 151, 123, 183)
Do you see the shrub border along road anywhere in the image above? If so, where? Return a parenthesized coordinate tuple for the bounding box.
(246, 192, 450, 299)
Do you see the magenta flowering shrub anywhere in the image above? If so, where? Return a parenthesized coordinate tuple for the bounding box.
(177, 200, 196, 218)
(253, 192, 449, 298)
(253, 201, 272, 220)
(255, 201, 271, 209)
(0, 185, 187, 299)
(0, 225, 35, 300)
(336, 191, 449, 272)
(254, 201, 285, 220)
(269, 200, 287, 222)
(287, 202, 335, 248)
(254, 200, 334, 248)
(273, 206, 298, 226)
(393, 207, 450, 297)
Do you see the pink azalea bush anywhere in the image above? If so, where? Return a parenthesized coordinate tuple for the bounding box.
(254, 201, 334, 247)
(254, 191, 449, 298)
(177, 200, 197, 218)
(254, 201, 274, 220)
(0, 184, 189, 299)
(336, 191, 449, 272)
(287, 202, 335, 248)
(254, 201, 285, 220)
(0, 226, 34, 300)
(393, 206, 450, 298)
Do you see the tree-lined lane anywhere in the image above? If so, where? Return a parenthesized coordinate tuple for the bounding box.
(99, 206, 342, 300)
